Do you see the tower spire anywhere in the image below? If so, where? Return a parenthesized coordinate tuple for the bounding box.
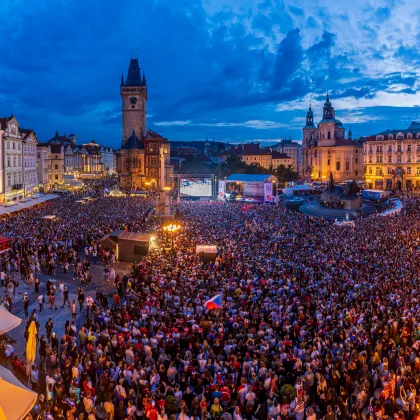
(326, 90, 329, 101)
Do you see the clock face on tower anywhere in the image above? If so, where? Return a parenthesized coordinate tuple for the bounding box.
(129, 97, 137, 105)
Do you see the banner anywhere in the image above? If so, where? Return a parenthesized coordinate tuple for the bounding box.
(218, 181, 226, 200)
(264, 182, 273, 202)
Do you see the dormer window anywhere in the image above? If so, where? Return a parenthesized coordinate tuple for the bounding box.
(407, 133, 413, 139)
(376, 135, 384, 141)
(388, 134, 394, 140)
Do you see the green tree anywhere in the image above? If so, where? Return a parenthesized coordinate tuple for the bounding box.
(273, 164, 298, 183)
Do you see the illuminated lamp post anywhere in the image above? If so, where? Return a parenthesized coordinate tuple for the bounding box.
(162, 220, 181, 249)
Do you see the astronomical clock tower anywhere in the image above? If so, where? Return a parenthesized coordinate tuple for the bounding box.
(120, 58, 147, 144)
(118, 57, 172, 191)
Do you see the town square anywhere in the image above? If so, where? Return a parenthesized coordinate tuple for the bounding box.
(2, 1, 420, 420)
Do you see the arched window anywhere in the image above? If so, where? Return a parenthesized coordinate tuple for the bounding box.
(336, 161, 341, 171)
(355, 170, 358, 176)
(328, 131, 331, 140)
(345, 161, 350, 171)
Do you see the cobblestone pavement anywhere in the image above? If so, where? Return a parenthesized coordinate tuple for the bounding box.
(2, 255, 134, 358)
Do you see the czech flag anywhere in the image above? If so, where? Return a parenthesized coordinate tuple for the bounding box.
(204, 294, 223, 310)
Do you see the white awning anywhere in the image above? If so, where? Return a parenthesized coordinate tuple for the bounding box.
(0, 305, 21, 335)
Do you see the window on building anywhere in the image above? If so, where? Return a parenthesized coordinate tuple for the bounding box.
(13, 157, 16, 167)
(355, 170, 358, 176)
(336, 161, 340, 171)
(407, 167, 412, 174)
(388, 146, 392, 152)
(327, 159, 330, 166)
(408, 144, 412, 152)
(345, 162, 350, 171)
(408, 156, 412, 163)
(369, 157, 372, 163)
(150, 143, 159, 153)
(417, 167, 420, 175)
(327, 131, 331, 140)
(398, 145, 402, 152)
(369, 167, 372, 174)
(7, 157, 10, 167)
(376, 167, 381, 175)
(408, 133, 413, 139)
(7, 175, 10, 187)
(388, 167, 393, 174)
(55, 164, 58, 170)
(388, 156, 392, 163)
(397, 156, 402, 163)
(355, 158, 358, 164)
(55, 174, 58, 180)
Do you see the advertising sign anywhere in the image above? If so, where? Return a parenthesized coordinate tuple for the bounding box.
(264, 182, 273, 202)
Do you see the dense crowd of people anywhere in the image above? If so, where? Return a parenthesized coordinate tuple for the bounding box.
(0, 195, 154, 311)
(3, 195, 420, 419)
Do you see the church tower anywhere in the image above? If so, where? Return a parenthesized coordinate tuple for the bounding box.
(120, 58, 147, 146)
(302, 103, 316, 147)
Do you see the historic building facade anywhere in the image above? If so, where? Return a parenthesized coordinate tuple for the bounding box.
(302, 95, 363, 183)
(22, 129, 39, 195)
(2, 116, 24, 203)
(119, 58, 171, 190)
(37, 143, 52, 193)
(362, 122, 420, 190)
(271, 140, 302, 174)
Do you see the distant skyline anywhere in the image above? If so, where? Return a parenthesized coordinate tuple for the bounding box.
(1, 0, 420, 147)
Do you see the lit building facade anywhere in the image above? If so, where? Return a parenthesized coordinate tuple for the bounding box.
(272, 140, 302, 174)
(22, 129, 39, 195)
(3, 116, 24, 203)
(362, 122, 420, 190)
(302, 95, 363, 183)
(37, 143, 52, 193)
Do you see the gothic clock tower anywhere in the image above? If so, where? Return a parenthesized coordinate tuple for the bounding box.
(120, 58, 147, 146)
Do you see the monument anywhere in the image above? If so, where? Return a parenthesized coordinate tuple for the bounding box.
(320, 173, 361, 210)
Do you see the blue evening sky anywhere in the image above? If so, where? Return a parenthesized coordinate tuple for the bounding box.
(1, 0, 419, 147)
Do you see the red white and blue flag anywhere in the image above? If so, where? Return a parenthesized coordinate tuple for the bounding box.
(204, 294, 223, 310)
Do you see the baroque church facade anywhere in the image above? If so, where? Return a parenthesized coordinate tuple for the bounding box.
(119, 58, 171, 190)
(302, 94, 363, 183)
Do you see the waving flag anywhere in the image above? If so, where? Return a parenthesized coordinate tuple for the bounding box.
(204, 294, 223, 310)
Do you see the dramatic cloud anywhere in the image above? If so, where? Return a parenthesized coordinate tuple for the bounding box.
(0, 0, 419, 144)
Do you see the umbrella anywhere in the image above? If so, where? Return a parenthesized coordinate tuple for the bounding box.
(25, 320, 37, 367)
(0, 305, 21, 335)
(0, 365, 37, 420)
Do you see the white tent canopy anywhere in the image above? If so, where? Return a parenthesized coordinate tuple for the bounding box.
(282, 185, 313, 197)
(0, 305, 21, 335)
(0, 364, 37, 420)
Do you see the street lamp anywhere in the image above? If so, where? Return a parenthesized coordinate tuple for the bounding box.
(162, 220, 181, 249)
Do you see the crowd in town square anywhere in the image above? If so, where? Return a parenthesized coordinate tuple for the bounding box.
(4, 196, 420, 419)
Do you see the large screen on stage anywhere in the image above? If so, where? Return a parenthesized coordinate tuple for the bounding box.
(180, 177, 212, 197)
